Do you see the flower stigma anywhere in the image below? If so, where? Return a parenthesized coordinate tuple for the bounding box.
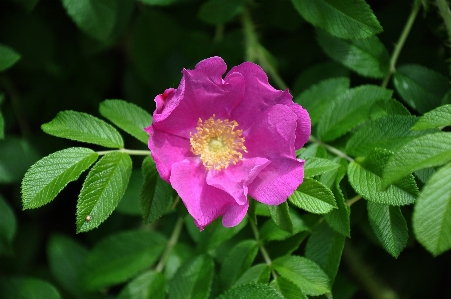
(190, 115, 247, 170)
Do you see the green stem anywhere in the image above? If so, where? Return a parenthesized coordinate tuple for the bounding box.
(309, 136, 353, 162)
(96, 149, 150, 156)
(155, 217, 184, 273)
(249, 217, 278, 279)
(381, 0, 421, 88)
(346, 195, 362, 207)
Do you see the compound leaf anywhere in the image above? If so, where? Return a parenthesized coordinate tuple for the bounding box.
(289, 178, 336, 214)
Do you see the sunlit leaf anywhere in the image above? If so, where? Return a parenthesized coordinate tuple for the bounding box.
(271, 276, 307, 299)
(235, 264, 270, 286)
(289, 178, 337, 214)
(218, 283, 284, 299)
(411, 104, 451, 130)
(268, 201, 293, 234)
(304, 157, 341, 178)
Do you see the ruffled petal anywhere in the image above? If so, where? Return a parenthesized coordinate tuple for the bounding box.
(222, 200, 249, 227)
(249, 157, 304, 205)
(170, 158, 237, 230)
(288, 103, 311, 149)
(206, 157, 271, 205)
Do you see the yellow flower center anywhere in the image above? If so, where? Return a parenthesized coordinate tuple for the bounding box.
(190, 115, 247, 170)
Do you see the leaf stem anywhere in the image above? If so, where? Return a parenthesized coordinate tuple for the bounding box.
(155, 216, 184, 273)
(249, 216, 278, 279)
(308, 136, 354, 162)
(346, 195, 362, 206)
(381, 0, 421, 88)
(96, 148, 150, 156)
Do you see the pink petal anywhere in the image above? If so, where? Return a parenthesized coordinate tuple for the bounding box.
(222, 200, 249, 227)
(249, 157, 305, 205)
(288, 103, 311, 149)
(206, 157, 271, 205)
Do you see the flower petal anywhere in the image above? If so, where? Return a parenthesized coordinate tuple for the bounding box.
(288, 103, 311, 149)
(222, 200, 249, 227)
(206, 157, 271, 205)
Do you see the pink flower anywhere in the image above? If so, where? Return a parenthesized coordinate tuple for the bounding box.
(145, 57, 310, 230)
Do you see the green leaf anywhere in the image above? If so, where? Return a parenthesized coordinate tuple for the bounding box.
(289, 178, 337, 214)
(80, 230, 166, 290)
(197, 218, 247, 253)
(382, 132, 451, 187)
(0, 111, 4, 140)
(291, 0, 382, 39)
(294, 77, 350, 125)
(273, 255, 331, 296)
(260, 211, 310, 242)
(218, 283, 284, 299)
(220, 240, 259, 290)
(235, 264, 270, 286)
(0, 195, 16, 255)
(168, 254, 214, 299)
(298, 143, 328, 159)
(140, 156, 174, 224)
(76, 152, 132, 233)
(22, 147, 98, 210)
(0, 137, 39, 184)
(305, 221, 345, 283)
(268, 201, 293, 234)
(324, 182, 350, 237)
(198, 0, 247, 25)
(317, 85, 393, 141)
(136, 0, 179, 5)
(0, 44, 21, 71)
(42, 111, 124, 148)
(271, 276, 307, 299)
(413, 163, 451, 255)
(369, 98, 411, 120)
(99, 99, 152, 144)
(317, 30, 389, 78)
(412, 104, 451, 130)
(0, 277, 61, 299)
(346, 115, 434, 157)
(393, 64, 450, 113)
(164, 243, 195, 281)
(367, 202, 408, 258)
(117, 270, 165, 299)
(292, 61, 350, 93)
(116, 170, 142, 215)
(304, 157, 341, 178)
(348, 149, 418, 205)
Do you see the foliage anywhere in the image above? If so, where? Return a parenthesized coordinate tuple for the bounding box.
(1, 0, 451, 298)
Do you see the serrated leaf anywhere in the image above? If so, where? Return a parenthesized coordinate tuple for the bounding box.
(0, 44, 21, 71)
(198, 0, 246, 25)
(291, 0, 382, 39)
(413, 163, 451, 255)
(273, 255, 331, 296)
(304, 157, 341, 178)
(393, 64, 450, 113)
(117, 270, 165, 299)
(317, 85, 393, 141)
(99, 99, 152, 144)
(348, 149, 418, 205)
(220, 240, 259, 290)
(367, 202, 408, 258)
(289, 178, 337, 214)
(317, 29, 389, 78)
(0, 195, 16, 255)
(382, 132, 451, 187)
(0, 277, 61, 299)
(168, 254, 214, 299)
(305, 222, 345, 283)
(42, 111, 124, 148)
(271, 276, 307, 299)
(140, 156, 174, 224)
(268, 201, 293, 234)
(235, 264, 270, 286)
(346, 115, 434, 157)
(21, 147, 98, 210)
(412, 104, 451, 130)
(80, 230, 166, 290)
(218, 283, 284, 299)
(369, 98, 411, 120)
(76, 152, 132, 233)
(294, 77, 350, 125)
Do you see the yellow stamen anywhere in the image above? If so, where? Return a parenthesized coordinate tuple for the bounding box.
(190, 115, 247, 170)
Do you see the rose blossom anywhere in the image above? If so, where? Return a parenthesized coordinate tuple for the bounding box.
(145, 56, 310, 230)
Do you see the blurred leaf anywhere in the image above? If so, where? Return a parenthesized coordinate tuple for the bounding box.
(99, 99, 152, 144)
(116, 169, 142, 215)
(317, 85, 393, 141)
(0, 195, 16, 255)
(164, 243, 195, 281)
(136, 0, 179, 5)
(382, 132, 451, 187)
(0, 137, 39, 184)
(0, 111, 4, 139)
(261, 211, 309, 242)
(292, 62, 350, 94)
(218, 283, 284, 299)
(42, 111, 124, 148)
(268, 201, 293, 234)
(369, 98, 411, 120)
(291, 0, 382, 39)
(317, 30, 389, 78)
(393, 64, 450, 113)
(348, 148, 418, 205)
(0, 277, 61, 299)
(289, 178, 337, 214)
(0, 44, 21, 71)
(117, 270, 165, 299)
(220, 240, 259, 290)
(140, 156, 174, 223)
(22, 147, 98, 210)
(271, 276, 307, 299)
(10, 0, 40, 11)
(76, 152, 132, 233)
(80, 230, 166, 290)
(324, 183, 350, 237)
(273, 255, 331, 296)
(198, 0, 247, 25)
(168, 254, 214, 299)
(304, 157, 341, 178)
(413, 163, 451, 256)
(235, 264, 270, 286)
(197, 217, 247, 253)
(367, 202, 408, 258)
(411, 104, 451, 130)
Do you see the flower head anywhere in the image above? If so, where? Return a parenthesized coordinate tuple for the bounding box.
(145, 57, 311, 230)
